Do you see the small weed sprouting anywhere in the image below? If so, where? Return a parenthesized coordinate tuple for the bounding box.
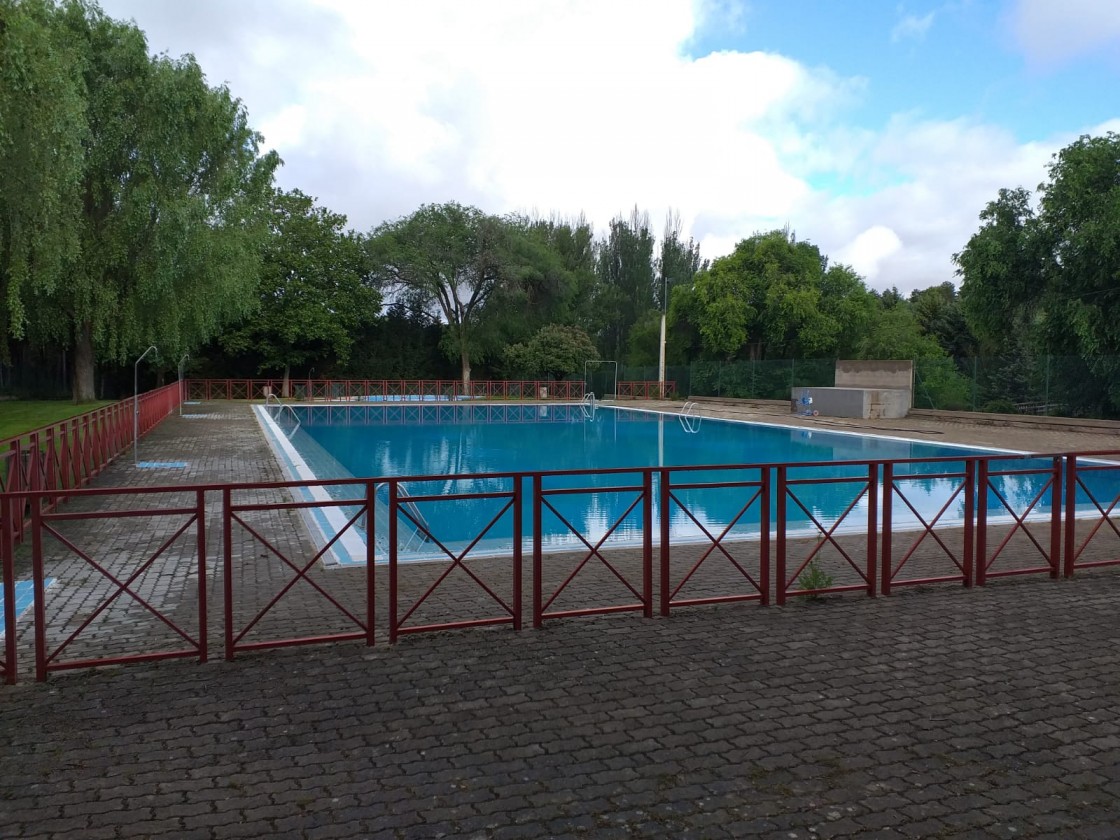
(797, 560, 833, 599)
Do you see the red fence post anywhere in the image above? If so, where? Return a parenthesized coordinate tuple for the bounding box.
(1, 494, 16, 684)
(1049, 456, 1062, 579)
(223, 486, 234, 661)
(388, 480, 399, 644)
(643, 469, 653, 618)
(881, 461, 894, 596)
(196, 489, 208, 663)
(867, 463, 878, 598)
(760, 467, 771, 606)
(31, 498, 46, 682)
(964, 459, 975, 587)
(513, 477, 523, 632)
(776, 465, 787, 605)
(1064, 455, 1077, 578)
(532, 474, 543, 628)
(659, 467, 670, 617)
(365, 480, 376, 646)
(976, 459, 989, 586)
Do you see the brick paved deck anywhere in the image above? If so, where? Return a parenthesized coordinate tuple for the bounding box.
(3, 402, 1120, 838)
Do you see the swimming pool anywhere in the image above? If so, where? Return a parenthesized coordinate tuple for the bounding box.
(255, 403, 1073, 566)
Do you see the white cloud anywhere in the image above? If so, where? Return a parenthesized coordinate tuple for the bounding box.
(836, 226, 903, 278)
(1010, 0, 1120, 66)
(95, 0, 1094, 295)
(891, 12, 935, 43)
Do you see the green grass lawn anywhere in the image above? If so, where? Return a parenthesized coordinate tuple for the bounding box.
(0, 400, 115, 443)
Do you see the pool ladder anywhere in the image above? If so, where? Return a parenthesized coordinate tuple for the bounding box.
(679, 401, 701, 434)
(581, 392, 597, 419)
(265, 393, 301, 438)
(376, 483, 431, 548)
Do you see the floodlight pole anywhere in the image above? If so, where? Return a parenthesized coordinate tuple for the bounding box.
(177, 353, 189, 416)
(658, 272, 668, 399)
(134, 345, 157, 465)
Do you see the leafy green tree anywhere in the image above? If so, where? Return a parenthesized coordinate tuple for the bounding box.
(503, 214, 597, 335)
(0, 0, 85, 364)
(367, 202, 511, 391)
(957, 133, 1120, 414)
(909, 282, 977, 359)
(955, 187, 1041, 350)
(656, 211, 705, 311)
(219, 190, 379, 393)
(504, 324, 598, 381)
(342, 303, 453, 381)
(3, 2, 278, 401)
(690, 229, 862, 361)
(593, 207, 656, 359)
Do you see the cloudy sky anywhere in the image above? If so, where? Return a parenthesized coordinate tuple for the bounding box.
(98, 0, 1120, 293)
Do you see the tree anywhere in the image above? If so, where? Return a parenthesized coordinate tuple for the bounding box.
(690, 229, 857, 360)
(504, 324, 598, 381)
(4, 2, 279, 401)
(0, 0, 85, 363)
(367, 202, 510, 391)
(955, 187, 1041, 350)
(956, 133, 1120, 414)
(909, 282, 977, 359)
(218, 190, 379, 393)
(593, 207, 656, 359)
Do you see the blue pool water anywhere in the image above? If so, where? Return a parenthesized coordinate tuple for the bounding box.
(256, 403, 1087, 564)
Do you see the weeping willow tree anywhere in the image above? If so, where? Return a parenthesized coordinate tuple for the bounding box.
(1, 0, 278, 400)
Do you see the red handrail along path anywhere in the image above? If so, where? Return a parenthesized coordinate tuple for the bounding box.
(0, 383, 182, 562)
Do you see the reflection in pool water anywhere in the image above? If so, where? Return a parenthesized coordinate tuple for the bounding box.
(259, 404, 1099, 564)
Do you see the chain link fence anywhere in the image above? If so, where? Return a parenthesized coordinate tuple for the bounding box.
(621, 356, 1120, 419)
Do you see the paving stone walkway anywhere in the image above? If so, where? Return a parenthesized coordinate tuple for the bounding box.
(3, 402, 1120, 839)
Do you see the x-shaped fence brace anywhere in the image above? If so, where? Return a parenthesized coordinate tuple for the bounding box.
(533, 474, 652, 626)
(388, 481, 521, 641)
(777, 464, 877, 604)
(224, 489, 372, 657)
(32, 496, 205, 679)
(977, 459, 1061, 582)
(881, 461, 975, 593)
(660, 474, 769, 612)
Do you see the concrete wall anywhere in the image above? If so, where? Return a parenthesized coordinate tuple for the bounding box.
(791, 386, 911, 419)
(835, 360, 914, 391)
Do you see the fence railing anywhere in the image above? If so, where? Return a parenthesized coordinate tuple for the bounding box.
(0, 383, 182, 566)
(616, 381, 678, 400)
(5, 451, 1120, 683)
(185, 379, 588, 402)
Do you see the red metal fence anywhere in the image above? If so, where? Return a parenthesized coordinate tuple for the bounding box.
(185, 378, 588, 402)
(5, 450, 1120, 682)
(0, 383, 182, 567)
(617, 381, 678, 400)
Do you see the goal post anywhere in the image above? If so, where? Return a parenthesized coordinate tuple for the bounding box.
(583, 360, 618, 400)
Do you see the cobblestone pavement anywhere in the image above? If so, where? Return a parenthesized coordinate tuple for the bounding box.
(4, 402, 1120, 839)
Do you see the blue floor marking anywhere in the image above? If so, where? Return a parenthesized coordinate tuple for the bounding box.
(0, 579, 53, 633)
(137, 461, 189, 469)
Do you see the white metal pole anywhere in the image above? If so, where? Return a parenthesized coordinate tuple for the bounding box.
(658, 272, 668, 399)
(134, 345, 157, 465)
